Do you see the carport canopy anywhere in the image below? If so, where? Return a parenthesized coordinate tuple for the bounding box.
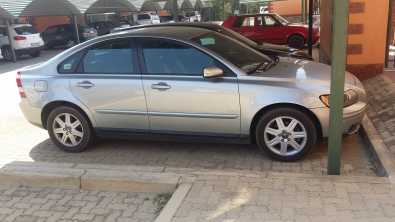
(133, 0, 161, 12)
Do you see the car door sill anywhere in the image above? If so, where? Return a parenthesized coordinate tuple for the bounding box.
(95, 128, 250, 144)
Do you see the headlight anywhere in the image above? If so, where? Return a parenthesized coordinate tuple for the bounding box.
(319, 89, 359, 108)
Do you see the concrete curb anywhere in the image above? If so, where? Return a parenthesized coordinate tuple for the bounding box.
(0, 161, 189, 193)
(361, 116, 395, 183)
(155, 183, 192, 222)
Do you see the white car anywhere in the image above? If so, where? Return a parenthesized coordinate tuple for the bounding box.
(0, 24, 44, 61)
(136, 13, 161, 25)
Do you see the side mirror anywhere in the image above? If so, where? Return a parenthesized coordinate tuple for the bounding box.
(203, 66, 224, 78)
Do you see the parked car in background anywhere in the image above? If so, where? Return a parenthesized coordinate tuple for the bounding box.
(223, 13, 320, 49)
(110, 21, 133, 33)
(18, 26, 366, 161)
(111, 22, 312, 60)
(136, 13, 160, 25)
(185, 11, 201, 22)
(0, 24, 44, 61)
(89, 21, 116, 36)
(41, 24, 97, 49)
(159, 16, 175, 23)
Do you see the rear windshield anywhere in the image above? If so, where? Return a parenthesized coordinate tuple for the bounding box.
(14, 26, 37, 35)
(138, 14, 150, 20)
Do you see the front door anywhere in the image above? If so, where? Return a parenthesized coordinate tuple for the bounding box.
(232, 16, 258, 42)
(137, 38, 240, 136)
(65, 38, 148, 131)
(255, 15, 285, 44)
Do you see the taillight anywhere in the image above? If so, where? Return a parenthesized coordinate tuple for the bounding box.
(14, 35, 27, 41)
(16, 71, 26, 98)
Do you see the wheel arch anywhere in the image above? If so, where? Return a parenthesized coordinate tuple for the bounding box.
(287, 33, 306, 43)
(249, 103, 323, 143)
(41, 100, 94, 130)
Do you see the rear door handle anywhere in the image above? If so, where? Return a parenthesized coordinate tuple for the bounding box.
(151, 82, 171, 91)
(76, 81, 95, 89)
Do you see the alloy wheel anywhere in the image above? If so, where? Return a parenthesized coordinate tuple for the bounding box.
(52, 113, 84, 147)
(263, 116, 307, 157)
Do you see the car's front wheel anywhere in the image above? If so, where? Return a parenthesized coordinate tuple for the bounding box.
(288, 35, 305, 49)
(47, 106, 93, 152)
(255, 107, 317, 161)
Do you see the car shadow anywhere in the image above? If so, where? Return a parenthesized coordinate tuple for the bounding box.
(26, 135, 375, 175)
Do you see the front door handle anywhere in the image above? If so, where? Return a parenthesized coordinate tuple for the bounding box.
(76, 81, 95, 89)
(151, 82, 171, 91)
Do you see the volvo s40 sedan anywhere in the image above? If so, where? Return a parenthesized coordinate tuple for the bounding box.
(18, 26, 366, 161)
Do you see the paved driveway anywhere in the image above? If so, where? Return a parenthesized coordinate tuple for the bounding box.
(0, 52, 377, 176)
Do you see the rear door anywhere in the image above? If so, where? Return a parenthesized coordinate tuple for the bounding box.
(65, 38, 149, 132)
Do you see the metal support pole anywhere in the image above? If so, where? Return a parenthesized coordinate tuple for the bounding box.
(73, 15, 80, 44)
(301, 0, 306, 23)
(308, 0, 314, 56)
(327, 0, 349, 175)
(232, 0, 240, 15)
(171, 0, 178, 22)
(5, 20, 16, 62)
(385, 0, 394, 68)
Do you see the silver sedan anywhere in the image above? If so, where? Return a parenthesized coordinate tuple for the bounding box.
(18, 26, 366, 161)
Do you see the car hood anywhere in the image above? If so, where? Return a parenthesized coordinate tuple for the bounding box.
(250, 58, 357, 91)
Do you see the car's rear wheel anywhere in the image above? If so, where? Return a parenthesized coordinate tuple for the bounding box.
(288, 35, 305, 49)
(47, 106, 93, 152)
(255, 107, 317, 161)
(1, 46, 13, 61)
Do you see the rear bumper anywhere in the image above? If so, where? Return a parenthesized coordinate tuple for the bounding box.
(311, 102, 367, 137)
(19, 99, 43, 129)
(15, 46, 43, 55)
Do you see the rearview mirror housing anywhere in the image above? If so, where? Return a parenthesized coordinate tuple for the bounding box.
(203, 67, 224, 78)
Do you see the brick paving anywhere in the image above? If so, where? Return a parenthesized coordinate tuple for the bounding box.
(364, 74, 395, 158)
(0, 186, 158, 222)
(172, 174, 395, 222)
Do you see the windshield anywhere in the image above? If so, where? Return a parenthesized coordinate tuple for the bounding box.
(14, 26, 37, 35)
(189, 30, 272, 73)
(274, 14, 289, 25)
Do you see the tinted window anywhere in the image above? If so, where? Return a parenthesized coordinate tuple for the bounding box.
(58, 51, 84, 74)
(14, 26, 37, 35)
(82, 39, 134, 74)
(141, 38, 216, 76)
(138, 14, 150, 20)
(189, 30, 271, 73)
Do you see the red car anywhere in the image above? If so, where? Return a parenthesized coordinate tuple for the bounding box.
(223, 13, 320, 49)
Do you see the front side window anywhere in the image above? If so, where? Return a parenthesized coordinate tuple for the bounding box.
(263, 15, 278, 26)
(190, 30, 271, 73)
(141, 38, 216, 76)
(82, 39, 134, 74)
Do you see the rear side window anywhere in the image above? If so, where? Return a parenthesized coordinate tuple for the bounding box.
(140, 38, 216, 76)
(14, 26, 37, 35)
(58, 51, 84, 74)
(82, 39, 134, 74)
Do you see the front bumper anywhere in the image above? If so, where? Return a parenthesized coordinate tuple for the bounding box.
(19, 99, 43, 129)
(311, 102, 367, 137)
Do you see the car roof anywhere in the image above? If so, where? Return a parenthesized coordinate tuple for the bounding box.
(232, 13, 277, 17)
(115, 22, 222, 33)
(108, 26, 217, 41)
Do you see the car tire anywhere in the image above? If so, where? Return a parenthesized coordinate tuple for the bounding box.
(47, 106, 93, 153)
(255, 107, 317, 161)
(288, 35, 305, 49)
(1, 46, 13, 61)
(30, 50, 41, 58)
